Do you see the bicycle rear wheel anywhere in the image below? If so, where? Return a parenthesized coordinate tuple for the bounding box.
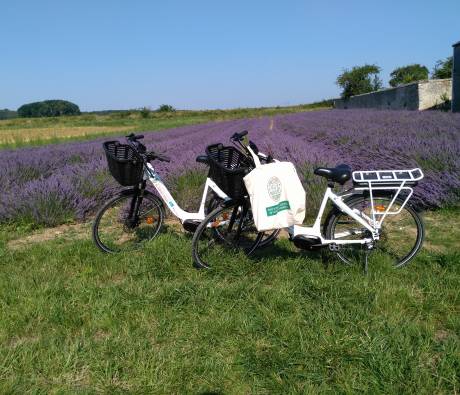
(93, 190, 164, 253)
(192, 201, 264, 269)
(325, 195, 424, 268)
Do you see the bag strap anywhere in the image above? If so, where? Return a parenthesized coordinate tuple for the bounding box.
(246, 146, 261, 168)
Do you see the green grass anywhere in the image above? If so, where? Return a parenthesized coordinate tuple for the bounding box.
(0, 102, 331, 149)
(0, 208, 459, 393)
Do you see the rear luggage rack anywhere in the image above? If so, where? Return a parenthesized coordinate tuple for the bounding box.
(353, 168, 423, 187)
(351, 168, 424, 223)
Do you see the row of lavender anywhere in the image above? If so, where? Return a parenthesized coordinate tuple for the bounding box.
(1, 110, 459, 226)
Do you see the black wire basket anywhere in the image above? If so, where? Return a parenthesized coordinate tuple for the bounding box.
(206, 143, 251, 199)
(103, 141, 144, 186)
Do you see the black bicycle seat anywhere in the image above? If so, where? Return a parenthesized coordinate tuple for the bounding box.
(196, 155, 209, 165)
(314, 164, 352, 184)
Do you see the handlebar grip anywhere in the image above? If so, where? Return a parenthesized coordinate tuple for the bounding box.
(231, 130, 248, 141)
(147, 152, 171, 163)
(158, 155, 171, 163)
(126, 133, 144, 140)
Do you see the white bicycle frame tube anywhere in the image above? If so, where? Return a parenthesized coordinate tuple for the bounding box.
(290, 187, 376, 245)
(144, 146, 417, 247)
(144, 163, 229, 222)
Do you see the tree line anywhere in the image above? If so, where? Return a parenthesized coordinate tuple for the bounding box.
(0, 109, 17, 120)
(16, 100, 81, 118)
(0, 101, 178, 120)
(1, 55, 453, 118)
(337, 56, 453, 98)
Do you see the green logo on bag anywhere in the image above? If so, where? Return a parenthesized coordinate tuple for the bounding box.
(266, 200, 290, 216)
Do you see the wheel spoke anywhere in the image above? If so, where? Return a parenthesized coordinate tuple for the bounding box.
(193, 203, 263, 269)
(93, 193, 163, 253)
(327, 196, 423, 267)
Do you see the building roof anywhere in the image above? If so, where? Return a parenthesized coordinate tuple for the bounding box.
(453, 41, 460, 47)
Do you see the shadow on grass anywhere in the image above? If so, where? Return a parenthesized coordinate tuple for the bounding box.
(249, 239, 340, 267)
(152, 227, 356, 277)
(252, 240, 320, 260)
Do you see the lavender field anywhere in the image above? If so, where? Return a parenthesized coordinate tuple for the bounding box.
(1, 109, 459, 226)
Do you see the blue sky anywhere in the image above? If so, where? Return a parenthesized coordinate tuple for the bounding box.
(1, 0, 459, 111)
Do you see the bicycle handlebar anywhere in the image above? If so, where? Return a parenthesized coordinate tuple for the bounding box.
(126, 133, 144, 141)
(230, 130, 248, 141)
(147, 152, 171, 163)
(228, 130, 271, 166)
(124, 134, 170, 163)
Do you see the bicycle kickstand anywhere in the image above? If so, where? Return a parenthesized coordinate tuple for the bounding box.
(363, 248, 369, 275)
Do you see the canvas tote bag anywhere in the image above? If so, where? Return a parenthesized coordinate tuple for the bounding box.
(243, 148, 306, 231)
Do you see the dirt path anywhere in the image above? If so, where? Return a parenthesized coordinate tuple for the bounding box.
(7, 223, 92, 250)
(6, 217, 187, 250)
(5, 210, 456, 253)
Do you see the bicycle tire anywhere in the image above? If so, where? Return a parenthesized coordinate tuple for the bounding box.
(192, 201, 264, 269)
(324, 194, 424, 268)
(207, 197, 280, 248)
(92, 190, 165, 253)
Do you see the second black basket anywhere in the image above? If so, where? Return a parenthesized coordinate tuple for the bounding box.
(206, 144, 251, 199)
(103, 141, 144, 186)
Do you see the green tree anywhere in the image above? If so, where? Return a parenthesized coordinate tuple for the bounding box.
(0, 109, 17, 120)
(432, 57, 453, 79)
(157, 104, 176, 113)
(389, 64, 428, 87)
(17, 100, 80, 118)
(139, 106, 151, 118)
(336, 64, 382, 99)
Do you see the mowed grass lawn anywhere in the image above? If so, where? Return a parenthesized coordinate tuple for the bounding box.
(0, 208, 459, 393)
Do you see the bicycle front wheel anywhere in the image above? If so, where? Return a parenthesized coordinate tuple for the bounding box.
(192, 201, 264, 269)
(92, 190, 164, 253)
(325, 195, 424, 268)
(207, 197, 280, 249)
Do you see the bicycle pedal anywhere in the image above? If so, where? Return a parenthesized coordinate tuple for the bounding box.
(329, 243, 340, 252)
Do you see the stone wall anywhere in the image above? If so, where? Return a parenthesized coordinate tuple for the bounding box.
(418, 79, 452, 110)
(334, 79, 452, 111)
(453, 41, 460, 112)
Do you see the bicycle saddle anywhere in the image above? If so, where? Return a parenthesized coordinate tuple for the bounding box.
(196, 155, 209, 165)
(314, 164, 352, 184)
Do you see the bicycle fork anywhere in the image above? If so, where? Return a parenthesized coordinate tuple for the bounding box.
(226, 203, 249, 245)
(126, 182, 146, 228)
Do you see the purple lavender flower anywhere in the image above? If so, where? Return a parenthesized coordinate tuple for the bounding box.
(1, 109, 459, 226)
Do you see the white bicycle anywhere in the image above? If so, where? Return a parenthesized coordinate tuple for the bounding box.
(93, 133, 279, 253)
(192, 137, 425, 271)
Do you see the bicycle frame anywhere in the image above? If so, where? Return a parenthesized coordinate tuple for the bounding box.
(289, 167, 422, 246)
(289, 187, 376, 246)
(144, 162, 230, 222)
(141, 136, 271, 225)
